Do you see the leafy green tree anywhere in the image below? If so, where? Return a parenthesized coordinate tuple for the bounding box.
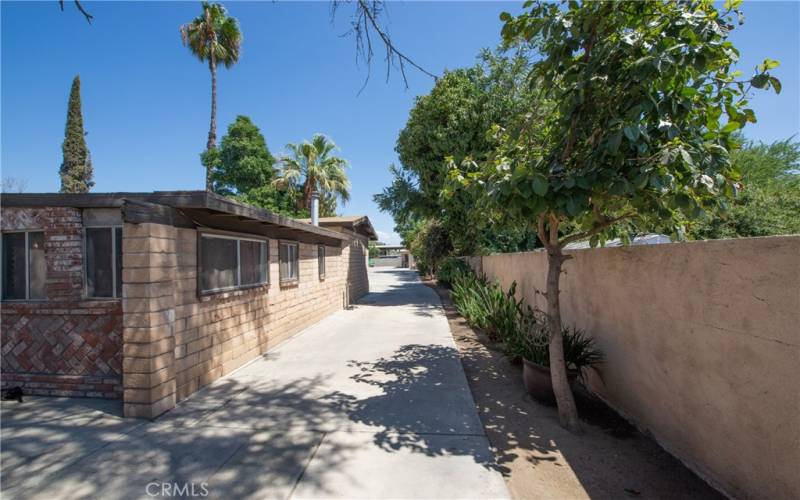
(236, 185, 304, 218)
(274, 134, 351, 216)
(464, 0, 781, 432)
(408, 219, 453, 276)
(59, 75, 94, 193)
(202, 115, 296, 217)
(377, 50, 536, 255)
(181, 2, 242, 190)
(368, 241, 380, 260)
(691, 137, 800, 238)
(212, 116, 276, 196)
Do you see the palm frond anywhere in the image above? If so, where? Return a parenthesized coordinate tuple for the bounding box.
(180, 2, 241, 68)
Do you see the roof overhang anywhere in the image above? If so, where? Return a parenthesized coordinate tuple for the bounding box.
(1, 191, 349, 246)
(298, 216, 378, 241)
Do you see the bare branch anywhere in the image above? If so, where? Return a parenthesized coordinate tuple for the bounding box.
(59, 0, 93, 24)
(332, 0, 437, 92)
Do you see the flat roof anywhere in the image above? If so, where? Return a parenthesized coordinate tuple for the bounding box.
(297, 215, 378, 240)
(1, 191, 349, 245)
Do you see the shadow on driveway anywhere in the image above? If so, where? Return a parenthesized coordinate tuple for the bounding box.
(1, 268, 507, 499)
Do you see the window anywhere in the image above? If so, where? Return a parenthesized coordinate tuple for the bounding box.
(199, 234, 267, 294)
(279, 242, 299, 283)
(2, 231, 46, 300)
(86, 227, 123, 298)
(318, 245, 326, 279)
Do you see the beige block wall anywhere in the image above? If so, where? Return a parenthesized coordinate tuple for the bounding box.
(171, 228, 362, 403)
(343, 233, 370, 302)
(121, 222, 178, 419)
(472, 236, 800, 499)
(122, 222, 370, 417)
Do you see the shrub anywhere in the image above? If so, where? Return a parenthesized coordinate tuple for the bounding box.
(450, 267, 603, 373)
(451, 269, 490, 328)
(408, 218, 452, 276)
(450, 268, 522, 342)
(513, 323, 604, 373)
(437, 257, 472, 287)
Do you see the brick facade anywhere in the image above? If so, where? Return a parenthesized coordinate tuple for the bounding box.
(1, 203, 370, 417)
(0, 207, 123, 398)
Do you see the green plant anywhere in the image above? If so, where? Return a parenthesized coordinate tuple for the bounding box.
(273, 134, 351, 215)
(450, 268, 523, 343)
(690, 137, 800, 238)
(180, 1, 242, 189)
(211, 115, 276, 196)
(451, 0, 781, 432)
(408, 218, 452, 276)
(436, 258, 471, 287)
(450, 269, 489, 327)
(60, 75, 93, 193)
(449, 267, 603, 376)
(374, 50, 539, 256)
(514, 323, 603, 374)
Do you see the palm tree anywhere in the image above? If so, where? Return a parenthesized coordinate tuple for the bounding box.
(180, 2, 241, 190)
(274, 134, 351, 215)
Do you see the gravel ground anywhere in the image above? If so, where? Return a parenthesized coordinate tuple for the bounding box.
(429, 282, 724, 500)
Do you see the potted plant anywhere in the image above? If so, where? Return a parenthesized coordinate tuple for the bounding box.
(515, 313, 603, 403)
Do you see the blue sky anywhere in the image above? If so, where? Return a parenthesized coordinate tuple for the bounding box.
(2, 1, 798, 244)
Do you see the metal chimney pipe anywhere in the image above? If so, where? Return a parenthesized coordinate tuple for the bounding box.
(311, 190, 320, 226)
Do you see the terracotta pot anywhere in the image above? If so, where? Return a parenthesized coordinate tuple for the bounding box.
(522, 358, 577, 404)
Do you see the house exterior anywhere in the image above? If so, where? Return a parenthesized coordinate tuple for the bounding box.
(0, 191, 376, 418)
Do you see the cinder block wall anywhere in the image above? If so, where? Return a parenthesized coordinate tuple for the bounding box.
(122, 222, 369, 418)
(470, 236, 800, 499)
(0, 207, 123, 398)
(344, 234, 370, 301)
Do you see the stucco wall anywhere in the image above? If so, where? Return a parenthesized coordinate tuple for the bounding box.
(470, 236, 800, 499)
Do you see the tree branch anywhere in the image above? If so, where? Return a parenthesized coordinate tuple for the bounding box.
(332, 0, 437, 92)
(559, 212, 636, 248)
(548, 212, 560, 247)
(59, 0, 93, 24)
(537, 213, 549, 250)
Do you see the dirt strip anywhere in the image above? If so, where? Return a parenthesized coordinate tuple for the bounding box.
(428, 282, 723, 500)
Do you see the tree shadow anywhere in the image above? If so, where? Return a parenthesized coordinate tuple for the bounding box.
(3, 268, 516, 499)
(0, 376, 361, 500)
(430, 284, 725, 499)
(322, 343, 494, 467)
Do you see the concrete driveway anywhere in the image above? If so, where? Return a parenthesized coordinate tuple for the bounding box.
(1, 268, 508, 499)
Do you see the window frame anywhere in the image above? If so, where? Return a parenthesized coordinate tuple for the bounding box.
(197, 231, 269, 296)
(84, 225, 123, 299)
(1, 230, 46, 302)
(318, 245, 326, 280)
(279, 241, 300, 284)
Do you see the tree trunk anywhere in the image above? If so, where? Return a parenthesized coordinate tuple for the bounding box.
(546, 245, 582, 433)
(302, 177, 315, 210)
(206, 54, 218, 191)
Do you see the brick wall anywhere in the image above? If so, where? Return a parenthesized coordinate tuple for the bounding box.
(121, 223, 368, 418)
(0, 207, 123, 398)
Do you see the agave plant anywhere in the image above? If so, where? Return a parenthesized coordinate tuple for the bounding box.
(515, 322, 604, 373)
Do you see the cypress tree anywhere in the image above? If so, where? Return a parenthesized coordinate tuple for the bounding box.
(59, 75, 94, 193)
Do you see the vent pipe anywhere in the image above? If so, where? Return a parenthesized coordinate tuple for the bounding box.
(311, 190, 320, 226)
